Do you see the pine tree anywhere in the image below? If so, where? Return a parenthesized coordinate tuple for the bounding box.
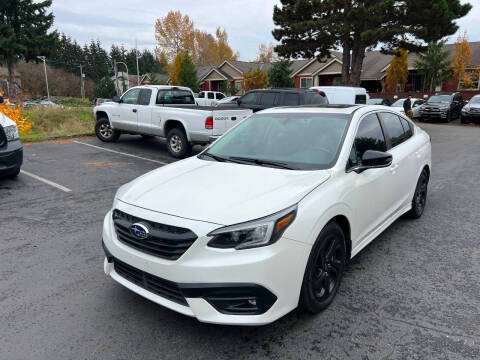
(177, 52, 199, 92)
(272, 0, 472, 86)
(0, 0, 56, 96)
(268, 60, 294, 88)
(94, 77, 116, 98)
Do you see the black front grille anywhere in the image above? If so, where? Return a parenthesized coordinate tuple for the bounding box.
(114, 258, 187, 305)
(112, 209, 197, 260)
(0, 127, 6, 148)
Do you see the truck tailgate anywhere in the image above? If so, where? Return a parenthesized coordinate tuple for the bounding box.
(212, 109, 253, 135)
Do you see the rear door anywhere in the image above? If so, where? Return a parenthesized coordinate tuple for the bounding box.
(207, 92, 215, 106)
(379, 112, 417, 213)
(258, 91, 278, 110)
(111, 88, 140, 131)
(238, 91, 262, 112)
(136, 88, 153, 133)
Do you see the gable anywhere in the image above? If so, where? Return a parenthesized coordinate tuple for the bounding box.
(297, 59, 333, 75)
(316, 60, 342, 75)
(219, 62, 243, 78)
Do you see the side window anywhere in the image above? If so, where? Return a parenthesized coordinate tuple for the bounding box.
(352, 113, 387, 166)
(198, 92, 204, 98)
(400, 118, 413, 139)
(284, 93, 299, 106)
(381, 112, 407, 147)
(260, 92, 277, 106)
(240, 92, 256, 105)
(355, 94, 367, 104)
(138, 89, 152, 105)
(216, 93, 225, 100)
(208, 92, 215, 99)
(121, 89, 140, 104)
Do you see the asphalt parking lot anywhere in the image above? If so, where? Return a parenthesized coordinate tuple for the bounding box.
(1, 121, 479, 360)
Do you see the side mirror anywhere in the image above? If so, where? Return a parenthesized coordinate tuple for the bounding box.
(112, 95, 121, 103)
(0, 95, 3, 104)
(349, 150, 392, 173)
(236, 99, 242, 105)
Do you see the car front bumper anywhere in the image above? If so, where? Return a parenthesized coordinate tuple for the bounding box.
(102, 201, 311, 325)
(0, 139, 23, 176)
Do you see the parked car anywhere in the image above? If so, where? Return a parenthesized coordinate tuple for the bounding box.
(93, 98, 111, 107)
(0, 96, 23, 178)
(418, 92, 463, 122)
(391, 98, 425, 118)
(460, 95, 480, 124)
(215, 96, 239, 106)
(93, 86, 252, 158)
(310, 86, 369, 104)
(217, 88, 328, 112)
(196, 91, 226, 106)
(367, 98, 391, 106)
(102, 104, 431, 325)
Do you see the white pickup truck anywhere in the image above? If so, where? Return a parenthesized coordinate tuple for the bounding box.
(93, 85, 252, 158)
(195, 91, 227, 106)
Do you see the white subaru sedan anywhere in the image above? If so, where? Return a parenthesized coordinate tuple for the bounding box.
(102, 105, 431, 325)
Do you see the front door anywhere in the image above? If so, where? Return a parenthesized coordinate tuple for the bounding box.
(111, 88, 141, 132)
(136, 88, 152, 133)
(343, 112, 391, 248)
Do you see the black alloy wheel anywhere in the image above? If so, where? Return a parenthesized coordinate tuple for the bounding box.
(406, 169, 428, 219)
(300, 222, 346, 313)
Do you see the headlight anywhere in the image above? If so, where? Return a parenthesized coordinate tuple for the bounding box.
(462, 106, 470, 112)
(207, 205, 297, 250)
(3, 125, 19, 141)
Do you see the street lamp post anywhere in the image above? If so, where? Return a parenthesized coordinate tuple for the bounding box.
(37, 56, 50, 101)
(135, 39, 141, 86)
(78, 64, 85, 99)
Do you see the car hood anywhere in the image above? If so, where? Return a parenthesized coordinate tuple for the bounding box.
(0, 112, 16, 128)
(117, 157, 331, 225)
(467, 103, 480, 109)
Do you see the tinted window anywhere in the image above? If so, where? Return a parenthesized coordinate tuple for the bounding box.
(261, 92, 277, 106)
(198, 92, 205, 98)
(208, 92, 215, 99)
(352, 114, 386, 166)
(138, 89, 152, 105)
(400, 118, 413, 138)
(121, 89, 140, 104)
(206, 113, 351, 170)
(216, 93, 225, 100)
(240, 92, 257, 105)
(156, 90, 195, 104)
(305, 92, 328, 105)
(355, 94, 367, 104)
(381, 112, 406, 147)
(284, 93, 299, 106)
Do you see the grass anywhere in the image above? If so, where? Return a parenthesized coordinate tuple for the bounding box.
(20, 106, 94, 142)
(51, 96, 92, 107)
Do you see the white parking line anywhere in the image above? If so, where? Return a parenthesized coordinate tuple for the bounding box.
(20, 170, 72, 193)
(73, 141, 168, 165)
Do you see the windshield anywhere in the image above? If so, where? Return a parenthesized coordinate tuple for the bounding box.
(428, 95, 451, 104)
(203, 113, 351, 170)
(367, 99, 383, 105)
(391, 99, 405, 107)
(469, 96, 480, 104)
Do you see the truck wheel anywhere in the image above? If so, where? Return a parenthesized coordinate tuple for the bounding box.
(166, 128, 191, 158)
(95, 118, 120, 142)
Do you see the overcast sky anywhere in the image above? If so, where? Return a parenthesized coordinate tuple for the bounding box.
(51, 0, 479, 61)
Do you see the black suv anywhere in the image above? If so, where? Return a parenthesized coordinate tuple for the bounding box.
(419, 92, 464, 122)
(218, 88, 328, 112)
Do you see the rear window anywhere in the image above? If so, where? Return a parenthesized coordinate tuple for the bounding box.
(157, 90, 195, 105)
(305, 92, 328, 105)
(355, 94, 367, 104)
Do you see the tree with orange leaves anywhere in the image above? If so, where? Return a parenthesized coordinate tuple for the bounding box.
(255, 43, 277, 63)
(453, 32, 473, 89)
(385, 49, 408, 92)
(155, 11, 195, 63)
(0, 93, 34, 133)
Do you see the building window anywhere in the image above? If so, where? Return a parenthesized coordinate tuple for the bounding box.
(300, 77, 313, 88)
(234, 80, 244, 94)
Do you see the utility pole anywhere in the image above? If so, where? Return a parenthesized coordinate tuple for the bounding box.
(136, 39, 140, 86)
(114, 60, 120, 96)
(79, 64, 85, 99)
(37, 56, 50, 101)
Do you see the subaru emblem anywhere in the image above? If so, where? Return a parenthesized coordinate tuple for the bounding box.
(130, 223, 149, 239)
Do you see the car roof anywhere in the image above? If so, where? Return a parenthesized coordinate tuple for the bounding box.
(259, 104, 363, 115)
(248, 88, 318, 93)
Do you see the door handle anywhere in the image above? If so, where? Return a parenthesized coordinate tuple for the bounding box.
(132, 109, 137, 113)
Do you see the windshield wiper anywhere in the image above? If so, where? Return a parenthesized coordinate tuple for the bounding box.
(229, 156, 296, 170)
(200, 152, 246, 164)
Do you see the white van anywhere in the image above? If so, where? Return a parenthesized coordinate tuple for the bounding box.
(310, 86, 369, 105)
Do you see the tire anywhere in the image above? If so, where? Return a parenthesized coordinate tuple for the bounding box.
(95, 118, 120, 142)
(406, 169, 428, 219)
(166, 128, 192, 158)
(300, 222, 346, 313)
(445, 111, 452, 123)
(461, 115, 470, 124)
